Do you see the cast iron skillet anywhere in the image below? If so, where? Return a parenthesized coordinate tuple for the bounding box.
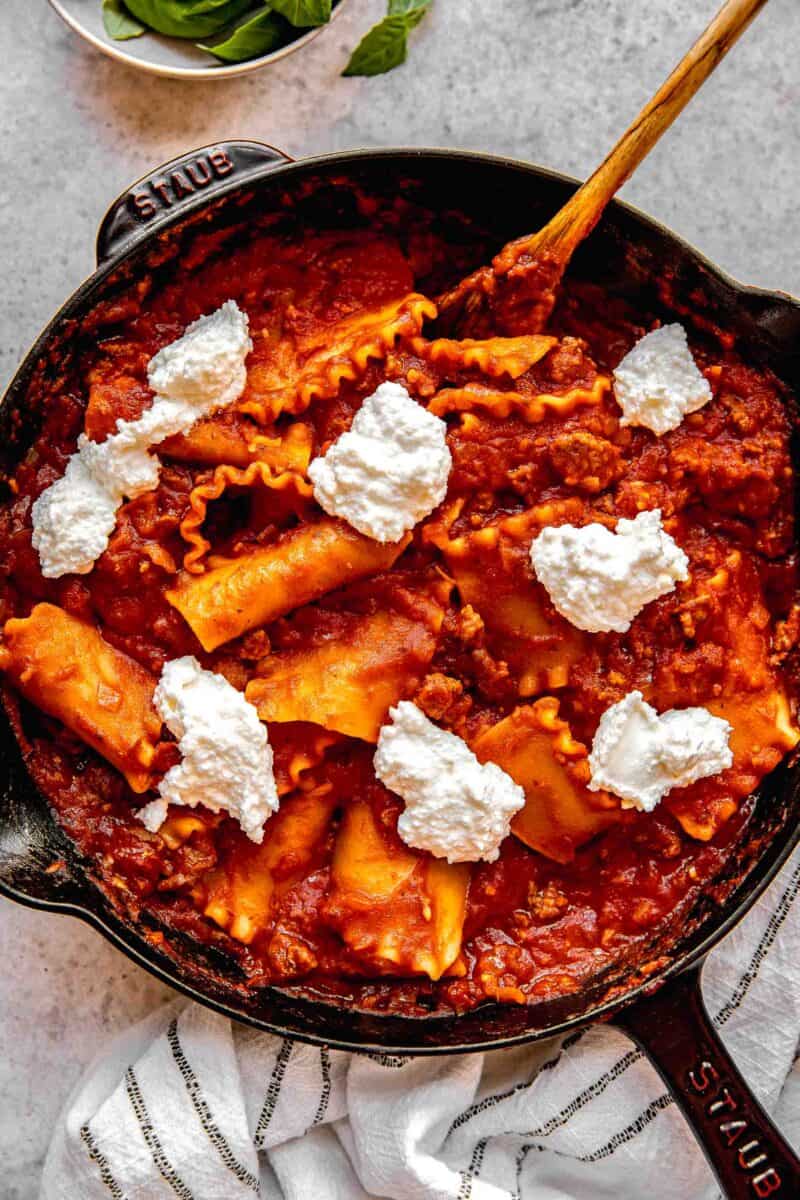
(2, 142, 800, 1197)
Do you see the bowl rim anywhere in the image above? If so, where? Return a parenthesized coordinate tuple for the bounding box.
(46, 0, 348, 80)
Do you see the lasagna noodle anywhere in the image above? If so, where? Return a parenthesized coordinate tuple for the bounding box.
(158, 812, 211, 850)
(410, 334, 557, 379)
(161, 414, 313, 470)
(0, 603, 160, 793)
(202, 788, 337, 945)
(326, 798, 469, 981)
(180, 458, 314, 573)
(247, 422, 314, 473)
(427, 375, 609, 422)
(166, 518, 411, 652)
(160, 416, 259, 467)
(473, 698, 620, 863)
(430, 501, 587, 693)
(239, 293, 437, 423)
(666, 688, 799, 841)
(246, 604, 443, 742)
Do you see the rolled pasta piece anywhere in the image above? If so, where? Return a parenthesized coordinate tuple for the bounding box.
(246, 605, 443, 742)
(473, 699, 620, 863)
(324, 797, 469, 981)
(158, 413, 262, 467)
(161, 416, 313, 471)
(166, 518, 410, 652)
(0, 603, 160, 792)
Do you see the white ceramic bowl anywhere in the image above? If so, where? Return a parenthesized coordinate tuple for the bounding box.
(48, 0, 346, 80)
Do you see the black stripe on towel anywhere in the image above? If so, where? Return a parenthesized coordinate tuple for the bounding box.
(579, 1093, 674, 1161)
(484, 1046, 646, 1185)
(511, 1094, 673, 1184)
(254, 1038, 293, 1146)
(125, 1065, 194, 1200)
(524, 1047, 643, 1140)
(716, 857, 800, 1027)
(366, 1052, 408, 1068)
(514, 1139, 544, 1199)
(166, 1017, 260, 1194)
(457, 1136, 488, 1200)
(311, 1047, 332, 1127)
(79, 1124, 126, 1200)
(446, 1029, 587, 1139)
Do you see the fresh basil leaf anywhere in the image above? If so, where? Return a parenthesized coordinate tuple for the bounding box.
(123, 0, 253, 37)
(167, 0, 246, 11)
(200, 7, 287, 61)
(387, 0, 428, 24)
(268, 0, 331, 28)
(102, 0, 146, 38)
(343, 12, 412, 76)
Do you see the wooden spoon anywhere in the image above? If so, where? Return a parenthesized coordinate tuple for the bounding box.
(436, 0, 769, 335)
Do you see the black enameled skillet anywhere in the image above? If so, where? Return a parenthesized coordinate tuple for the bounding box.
(2, 142, 800, 1197)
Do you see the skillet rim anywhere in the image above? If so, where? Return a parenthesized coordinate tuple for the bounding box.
(1, 144, 799, 1053)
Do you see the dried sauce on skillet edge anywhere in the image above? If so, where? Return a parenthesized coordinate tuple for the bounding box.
(0, 176, 797, 1016)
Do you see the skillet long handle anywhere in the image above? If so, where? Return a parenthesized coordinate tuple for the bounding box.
(616, 967, 800, 1198)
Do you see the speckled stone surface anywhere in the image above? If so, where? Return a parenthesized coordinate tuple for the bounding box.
(2, 0, 800, 1194)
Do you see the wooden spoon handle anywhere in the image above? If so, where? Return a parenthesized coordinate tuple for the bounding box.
(495, 0, 769, 274)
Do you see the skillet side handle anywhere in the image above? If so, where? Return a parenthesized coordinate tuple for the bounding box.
(96, 140, 294, 267)
(616, 967, 800, 1199)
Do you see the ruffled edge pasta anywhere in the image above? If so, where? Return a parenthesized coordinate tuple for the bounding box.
(427, 374, 610, 422)
(424, 495, 587, 559)
(239, 293, 437, 423)
(179, 460, 314, 574)
(410, 333, 557, 379)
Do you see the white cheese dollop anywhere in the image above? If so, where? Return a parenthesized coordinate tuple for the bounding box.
(613, 323, 712, 436)
(373, 701, 525, 863)
(31, 301, 251, 578)
(147, 298, 251, 409)
(530, 508, 689, 634)
(588, 690, 733, 812)
(137, 655, 279, 843)
(308, 381, 452, 543)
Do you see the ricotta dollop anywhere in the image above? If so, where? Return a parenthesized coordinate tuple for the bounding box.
(373, 701, 525, 863)
(308, 381, 452, 543)
(137, 655, 279, 842)
(612, 323, 712, 436)
(588, 690, 733, 812)
(31, 301, 251, 578)
(530, 508, 689, 634)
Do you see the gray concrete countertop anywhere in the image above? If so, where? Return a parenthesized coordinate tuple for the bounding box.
(2, 0, 799, 1194)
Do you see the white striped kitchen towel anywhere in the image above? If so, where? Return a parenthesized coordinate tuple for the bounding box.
(40, 845, 800, 1200)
